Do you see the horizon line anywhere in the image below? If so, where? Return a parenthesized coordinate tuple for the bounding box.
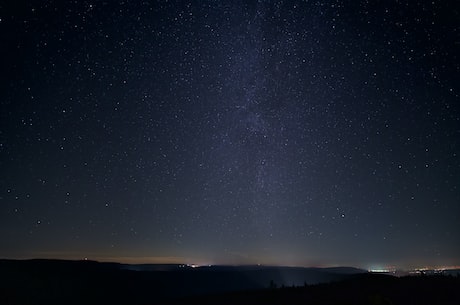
(2, 257, 460, 271)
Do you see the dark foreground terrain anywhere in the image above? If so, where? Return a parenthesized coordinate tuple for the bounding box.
(0, 259, 459, 305)
(171, 273, 460, 305)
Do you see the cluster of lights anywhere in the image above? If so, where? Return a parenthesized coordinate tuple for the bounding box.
(178, 264, 213, 268)
(369, 268, 391, 273)
(369, 265, 460, 276)
(368, 266, 396, 274)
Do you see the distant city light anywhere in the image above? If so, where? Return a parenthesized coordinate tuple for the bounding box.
(369, 269, 390, 273)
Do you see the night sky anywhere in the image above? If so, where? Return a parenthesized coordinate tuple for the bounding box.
(1, 1, 459, 269)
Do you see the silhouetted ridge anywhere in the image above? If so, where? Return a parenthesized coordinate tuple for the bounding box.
(1, 259, 458, 305)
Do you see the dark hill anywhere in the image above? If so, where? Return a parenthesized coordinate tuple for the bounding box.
(0, 259, 363, 304)
(169, 273, 460, 305)
(1, 259, 458, 305)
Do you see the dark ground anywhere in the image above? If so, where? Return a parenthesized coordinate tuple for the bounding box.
(1, 259, 459, 305)
(170, 273, 460, 305)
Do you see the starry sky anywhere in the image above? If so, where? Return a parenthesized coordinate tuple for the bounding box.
(1, 1, 459, 269)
